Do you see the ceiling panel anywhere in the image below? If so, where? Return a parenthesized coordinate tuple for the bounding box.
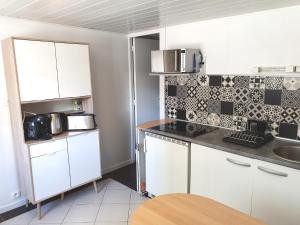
(0, 0, 300, 33)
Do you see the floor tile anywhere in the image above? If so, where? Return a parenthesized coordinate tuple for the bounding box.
(64, 204, 99, 223)
(95, 222, 127, 225)
(106, 179, 129, 190)
(1, 209, 36, 225)
(130, 191, 148, 204)
(96, 204, 129, 222)
(102, 189, 131, 204)
(128, 204, 141, 222)
(73, 185, 106, 205)
(30, 200, 71, 224)
(63, 223, 94, 225)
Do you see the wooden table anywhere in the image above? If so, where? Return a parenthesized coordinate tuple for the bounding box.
(131, 194, 267, 225)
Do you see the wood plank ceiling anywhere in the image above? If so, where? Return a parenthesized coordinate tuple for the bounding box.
(0, 0, 300, 33)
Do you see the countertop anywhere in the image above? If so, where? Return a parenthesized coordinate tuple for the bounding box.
(139, 120, 300, 170)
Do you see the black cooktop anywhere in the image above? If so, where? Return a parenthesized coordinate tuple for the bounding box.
(150, 121, 217, 138)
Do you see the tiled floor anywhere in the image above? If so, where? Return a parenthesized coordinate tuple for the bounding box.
(1, 179, 148, 225)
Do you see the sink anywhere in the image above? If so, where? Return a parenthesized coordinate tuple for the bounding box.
(273, 146, 300, 163)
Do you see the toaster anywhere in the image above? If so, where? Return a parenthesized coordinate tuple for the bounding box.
(65, 113, 97, 131)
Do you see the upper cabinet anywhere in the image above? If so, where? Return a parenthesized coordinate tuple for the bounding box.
(55, 43, 92, 98)
(13, 39, 92, 102)
(14, 40, 59, 102)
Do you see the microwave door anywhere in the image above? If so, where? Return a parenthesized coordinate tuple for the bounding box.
(163, 50, 180, 73)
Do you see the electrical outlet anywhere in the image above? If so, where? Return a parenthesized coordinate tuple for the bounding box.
(12, 191, 21, 199)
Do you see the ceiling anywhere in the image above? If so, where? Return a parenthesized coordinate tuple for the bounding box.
(1, 0, 300, 33)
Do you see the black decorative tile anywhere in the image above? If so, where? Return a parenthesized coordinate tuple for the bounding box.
(165, 96, 178, 108)
(196, 86, 210, 99)
(187, 86, 197, 97)
(221, 101, 233, 115)
(167, 85, 177, 96)
(235, 76, 249, 88)
(222, 75, 235, 87)
(220, 115, 233, 128)
(249, 89, 264, 104)
(249, 76, 265, 89)
(247, 104, 264, 120)
(167, 107, 177, 119)
(279, 123, 298, 139)
(209, 75, 222, 86)
(234, 88, 249, 103)
(281, 90, 300, 108)
(281, 107, 300, 124)
(196, 74, 209, 86)
(234, 103, 247, 116)
(208, 99, 221, 113)
(186, 110, 197, 121)
(197, 99, 208, 111)
(207, 113, 220, 126)
(177, 109, 186, 120)
(209, 87, 221, 100)
(177, 76, 188, 86)
(196, 111, 208, 124)
(185, 97, 198, 110)
(176, 85, 187, 98)
(233, 116, 248, 130)
(220, 87, 234, 102)
(264, 89, 282, 105)
(265, 77, 283, 89)
(283, 77, 300, 90)
(264, 105, 283, 122)
(177, 98, 186, 109)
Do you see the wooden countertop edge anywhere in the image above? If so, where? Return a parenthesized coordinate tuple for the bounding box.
(136, 119, 174, 129)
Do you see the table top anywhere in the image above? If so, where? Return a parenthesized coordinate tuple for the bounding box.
(130, 194, 266, 225)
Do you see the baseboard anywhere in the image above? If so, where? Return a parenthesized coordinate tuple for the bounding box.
(102, 159, 135, 174)
(0, 197, 27, 214)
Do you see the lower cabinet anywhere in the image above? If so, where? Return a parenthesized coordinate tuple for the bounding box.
(190, 144, 254, 214)
(31, 139, 70, 201)
(67, 131, 101, 187)
(145, 134, 189, 196)
(251, 161, 300, 225)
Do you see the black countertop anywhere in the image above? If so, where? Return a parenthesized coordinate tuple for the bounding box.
(143, 123, 300, 170)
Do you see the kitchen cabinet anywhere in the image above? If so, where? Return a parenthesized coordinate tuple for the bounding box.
(14, 40, 59, 102)
(190, 144, 254, 214)
(30, 139, 70, 202)
(251, 161, 300, 225)
(55, 43, 92, 98)
(67, 131, 101, 187)
(145, 133, 189, 196)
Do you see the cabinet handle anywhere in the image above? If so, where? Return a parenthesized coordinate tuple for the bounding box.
(226, 158, 251, 167)
(257, 166, 288, 177)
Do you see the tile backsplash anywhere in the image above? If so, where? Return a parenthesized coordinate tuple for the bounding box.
(165, 75, 300, 141)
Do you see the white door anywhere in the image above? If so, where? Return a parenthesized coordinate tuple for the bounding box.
(252, 160, 300, 225)
(67, 131, 101, 187)
(145, 134, 189, 196)
(31, 140, 70, 201)
(190, 144, 254, 214)
(55, 43, 92, 98)
(14, 40, 59, 102)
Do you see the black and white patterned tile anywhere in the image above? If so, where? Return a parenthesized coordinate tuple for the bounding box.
(264, 105, 283, 122)
(196, 111, 208, 124)
(186, 75, 198, 87)
(247, 103, 264, 120)
(281, 107, 300, 124)
(197, 99, 208, 111)
(281, 90, 300, 108)
(220, 115, 233, 128)
(235, 76, 249, 88)
(176, 85, 187, 98)
(186, 110, 197, 122)
(222, 75, 235, 87)
(196, 74, 209, 86)
(234, 88, 249, 103)
(265, 77, 283, 89)
(167, 108, 177, 119)
(187, 86, 197, 98)
(233, 102, 247, 116)
(219, 87, 234, 102)
(233, 116, 248, 130)
(165, 96, 178, 108)
(166, 76, 177, 85)
(283, 77, 300, 90)
(185, 97, 198, 111)
(249, 89, 264, 104)
(208, 99, 221, 114)
(177, 97, 186, 109)
(207, 113, 220, 126)
(177, 76, 188, 86)
(270, 122, 279, 137)
(249, 76, 265, 89)
(196, 86, 210, 99)
(209, 87, 221, 100)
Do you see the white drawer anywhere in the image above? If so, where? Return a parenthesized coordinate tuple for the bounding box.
(30, 139, 67, 158)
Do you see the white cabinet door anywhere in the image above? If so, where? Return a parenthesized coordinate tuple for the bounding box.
(145, 134, 189, 196)
(190, 144, 254, 214)
(55, 43, 92, 98)
(31, 139, 70, 202)
(14, 40, 59, 102)
(67, 131, 101, 187)
(252, 161, 300, 225)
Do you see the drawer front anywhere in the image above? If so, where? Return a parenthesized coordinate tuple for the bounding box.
(30, 139, 67, 158)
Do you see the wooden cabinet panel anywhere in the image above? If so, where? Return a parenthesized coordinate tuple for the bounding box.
(252, 161, 300, 225)
(55, 43, 92, 98)
(67, 131, 101, 187)
(190, 144, 254, 214)
(14, 40, 59, 102)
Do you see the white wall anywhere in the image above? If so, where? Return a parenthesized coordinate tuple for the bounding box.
(0, 17, 131, 213)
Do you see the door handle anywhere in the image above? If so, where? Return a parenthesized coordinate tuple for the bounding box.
(226, 158, 251, 167)
(257, 166, 288, 177)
